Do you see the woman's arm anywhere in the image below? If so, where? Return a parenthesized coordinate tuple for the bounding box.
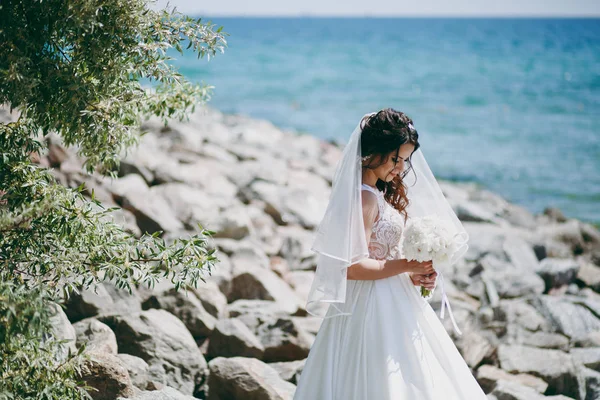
(347, 190, 433, 281)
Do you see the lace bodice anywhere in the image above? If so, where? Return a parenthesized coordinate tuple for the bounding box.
(361, 184, 406, 260)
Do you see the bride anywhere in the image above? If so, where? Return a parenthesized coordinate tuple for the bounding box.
(293, 109, 487, 399)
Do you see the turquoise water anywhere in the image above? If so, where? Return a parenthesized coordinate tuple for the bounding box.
(174, 17, 600, 224)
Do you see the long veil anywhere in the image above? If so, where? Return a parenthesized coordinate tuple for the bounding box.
(305, 112, 469, 335)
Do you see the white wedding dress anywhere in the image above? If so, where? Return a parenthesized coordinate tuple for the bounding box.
(293, 184, 488, 400)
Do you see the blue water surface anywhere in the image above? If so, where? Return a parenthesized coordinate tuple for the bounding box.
(173, 17, 600, 224)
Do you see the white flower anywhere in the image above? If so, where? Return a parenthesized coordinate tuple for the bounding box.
(400, 215, 458, 267)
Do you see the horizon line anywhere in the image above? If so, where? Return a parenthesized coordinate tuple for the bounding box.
(186, 14, 600, 19)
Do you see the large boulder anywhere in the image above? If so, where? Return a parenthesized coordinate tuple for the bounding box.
(98, 309, 208, 396)
(73, 318, 118, 355)
(531, 296, 600, 339)
(78, 351, 135, 400)
(497, 344, 578, 397)
(142, 287, 217, 340)
(256, 317, 314, 363)
(206, 318, 265, 360)
(535, 258, 580, 291)
(207, 357, 296, 400)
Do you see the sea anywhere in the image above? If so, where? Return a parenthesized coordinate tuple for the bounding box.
(171, 17, 600, 225)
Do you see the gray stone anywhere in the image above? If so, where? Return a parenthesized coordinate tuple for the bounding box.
(268, 359, 306, 384)
(207, 357, 296, 400)
(577, 262, 600, 292)
(490, 380, 568, 400)
(142, 287, 217, 339)
(228, 266, 304, 315)
(116, 353, 150, 391)
(47, 302, 77, 362)
(191, 280, 229, 320)
(79, 351, 135, 400)
(486, 269, 545, 299)
(98, 309, 207, 395)
(503, 236, 540, 271)
(257, 317, 314, 363)
(532, 296, 600, 338)
(573, 332, 600, 348)
(73, 318, 118, 354)
(107, 174, 183, 234)
(207, 318, 265, 360)
(571, 348, 600, 372)
(120, 385, 198, 400)
(536, 258, 580, 291)
(476, 364, 548, 394)
(497, 344, 578, 397)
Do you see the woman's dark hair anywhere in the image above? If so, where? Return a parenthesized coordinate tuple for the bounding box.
(360, 108, 420, 219)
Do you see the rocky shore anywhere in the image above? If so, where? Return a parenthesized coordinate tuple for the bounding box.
(19, 106, 600, 399)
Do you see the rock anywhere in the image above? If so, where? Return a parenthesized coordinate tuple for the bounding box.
(73, 318, 118, 354)
(573, 331, 600, 348)
(257, 317, 314, 363)
(286, 270, 315, 300)
(486, 269, 545, 299)
(118, 160, 154, 184)
(149, 183, 222, 229)
(577, 261, 600, 292)
(577, 367, 600, 400)
(536, 258, 580, 291)
(291, 316, 323, 336)
(245, 204, 283, 255)
(227, 299, 293, 334)
(65, 281, 143, 323)
(64, 283, 113, 322)
(120, 385, 198, 400)
(228, 266, 304, 315)
(455, 330, 495, 368)
(47, 302, 77, 362)
(520, 331, 570, 351)
(230, 245, 271, 274)
(268, 359, 306, 384)
(570, 348, 600, 372)
(455, 201, 501, 223)
(107, 174, 183, 234)
(544, 208, 568, 223)
(98, 309, 208, 395)
(277, 225, 317, 271)
(141, 287, 217, 339)
(79, 351, 135, 400)
(531, 295, 600, 339)
(206, 318, 265, 360)
(490, 379, 570, 400)
(462, 223, 508, 261)
(116, 353, 150, 390)
(497, 344, 578, 397)
(191, 280, 229, 320)
(476, 364, 548, 394)
(207, 357, 296, 400)
(503, 236, 540, 271)
(535, 220, 585, 256)
(245, 175, 330, 229)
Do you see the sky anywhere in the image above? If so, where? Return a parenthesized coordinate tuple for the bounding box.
(151, 0, 600, 17)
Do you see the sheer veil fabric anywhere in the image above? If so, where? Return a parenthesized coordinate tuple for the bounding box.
(305, 112, 469, 332)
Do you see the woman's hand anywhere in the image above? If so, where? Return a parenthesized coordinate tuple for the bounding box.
(409, 270, 438, 290)
(404, 259, 435, 275)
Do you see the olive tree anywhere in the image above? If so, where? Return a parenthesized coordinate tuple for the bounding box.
(0, 0, 227, 397)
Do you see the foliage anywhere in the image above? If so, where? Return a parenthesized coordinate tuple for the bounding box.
(0, 0, 227, 398)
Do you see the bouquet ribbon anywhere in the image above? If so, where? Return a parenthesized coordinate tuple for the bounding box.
(437, 271, 462, 336)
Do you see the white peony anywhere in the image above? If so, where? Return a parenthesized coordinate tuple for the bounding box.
(401, 215, 458, 297)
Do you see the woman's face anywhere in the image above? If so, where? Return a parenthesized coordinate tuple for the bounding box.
(371, 143, 415, 182)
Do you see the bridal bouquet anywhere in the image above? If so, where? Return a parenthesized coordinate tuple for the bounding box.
(401, 215, 458, 297)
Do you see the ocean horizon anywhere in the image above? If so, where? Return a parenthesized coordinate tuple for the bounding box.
(169, 17, 600, 224)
